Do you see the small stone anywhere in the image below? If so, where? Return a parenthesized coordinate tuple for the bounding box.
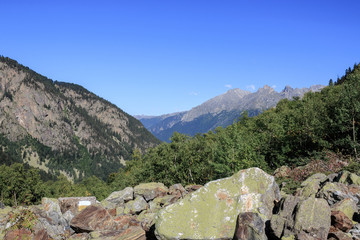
(273, 166, 292, 178)
(331, 210, 353, 232)
(233, 212, 266, 240)
(70, 205, 115, 232)
(58, 197, 97, 216)
(184, 184, 202, 193)
(101, 187, 133, 208)
(331, 198, 357, 221)
(4, 229, 31, 240)
(134, 183, 168, 201)
(328, 231, 353, 240)
(124, 196, 148, 214)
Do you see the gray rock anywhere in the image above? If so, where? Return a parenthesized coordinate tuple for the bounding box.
(233, 212, 266, 240)
(270, 195, 300, 238)
(294, 196, 331, 240)
(317, 182, 358, 206)
(134, 182, 168, 201)
(63, 210, 75, 225)
(124, 196, 148, 214)
(102, 187, 134, 208)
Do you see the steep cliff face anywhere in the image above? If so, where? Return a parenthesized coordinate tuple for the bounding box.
(0, 57, 160, 180)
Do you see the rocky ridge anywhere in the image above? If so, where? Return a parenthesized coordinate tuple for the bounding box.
(0, 57, 160, 180)
(137, 84, 324, 142)
(1, 167, 360, 239)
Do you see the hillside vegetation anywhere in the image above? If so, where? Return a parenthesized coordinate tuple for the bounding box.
(0, 62, 359, 207)
(110, 63, 360, 188)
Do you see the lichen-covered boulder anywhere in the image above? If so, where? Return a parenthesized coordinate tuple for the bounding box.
(331, 198, 357, 222)
(101, 187, 134, 209)
(42, 198, 62, 214)
(297, 173, 327, 198)
(134, 182, 168, 201)
(294, 196, 331, 239)
(155, 168, 280, 240)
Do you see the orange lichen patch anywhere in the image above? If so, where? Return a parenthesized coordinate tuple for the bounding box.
(226, 198, 234, 206)
(220, 224, 232, 236)
(43, 203, 50, 212)
(216, 190, 228, 200)
(245, 196, 253, 211)
(190, 222, 198, 230)
(240, 186, 249, 195)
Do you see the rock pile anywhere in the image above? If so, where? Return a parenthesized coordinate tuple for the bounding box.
(1, 168, 360, 239)
(271, 170, 360, 240)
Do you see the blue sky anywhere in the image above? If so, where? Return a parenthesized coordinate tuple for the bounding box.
(2, 1, 360, 116)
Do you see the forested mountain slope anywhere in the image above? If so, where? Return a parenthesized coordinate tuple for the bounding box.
(0, 56, 160, 181)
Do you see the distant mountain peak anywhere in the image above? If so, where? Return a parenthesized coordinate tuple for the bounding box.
(258, 85, 275, 92)
(282, 85, 294, 92)
(137, 83, 325, 142)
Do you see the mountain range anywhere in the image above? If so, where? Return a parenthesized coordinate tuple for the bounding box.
(136, 84, 324, 142)
(0, 56, 160, 181)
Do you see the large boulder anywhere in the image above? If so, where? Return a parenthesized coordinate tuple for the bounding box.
(293, 196, 331, 240)
(155, 168, 280, 240)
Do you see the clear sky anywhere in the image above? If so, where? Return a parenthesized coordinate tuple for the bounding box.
(2, 1, 360, 116)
